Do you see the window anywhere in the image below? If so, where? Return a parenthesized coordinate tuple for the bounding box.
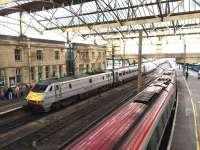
(79, 64, 84, 73)
(38, 66, 42, 81)
(69, 83, 72, 88)
(102, 76, 105, 80)
(59, 65, 62, 78)
(98, 63, 101, 70)
(55, 85, 59, 90)
(79, 52, 82, 60)
(103, 52, 105, 57)
(31, 66, 34, 80)
(91, 63, 95, 70)
(55, 51, 60, 60)
(53, 65, 57, 77)
(49, 86, 52, 91)
(86, 64, 89, 73)
(32, 84, 47, 92)
(45, 66, 50, 79)
(36, 50, 43, 60)
(98, 52, 101, 59)
(16, 68, 21, 83)
(86, 52, 88, 59)
(15, 49, 21, 61)
(89, 78, 92, 83)
(92, 52, 95, 59)
(0, 69, 5, 86)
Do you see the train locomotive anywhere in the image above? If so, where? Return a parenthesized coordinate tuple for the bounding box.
(26, 59, 165, 112)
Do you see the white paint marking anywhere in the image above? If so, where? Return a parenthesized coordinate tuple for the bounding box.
(0, 106, 22, 115)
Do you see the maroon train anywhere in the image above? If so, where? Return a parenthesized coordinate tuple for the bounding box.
(64, 68, 176, 150)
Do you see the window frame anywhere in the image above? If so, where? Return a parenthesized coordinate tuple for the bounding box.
(55, 51, 60, 60)
(15, 49, 22, 61)
(36, 50, 43, 61)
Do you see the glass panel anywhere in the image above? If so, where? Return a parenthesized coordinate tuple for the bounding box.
(31, 66, 34, 80)
(38, 66, 42, 81)
(45, 66, 50, 79)
(36, 50, 43, 60)
(59, 65, 62, 78)
(15, 49, 21, 61)
(16, 68, 21, 83)
(53, 65, 57, 77)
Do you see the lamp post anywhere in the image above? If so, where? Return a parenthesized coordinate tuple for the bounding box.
(27, 38, 31, 83)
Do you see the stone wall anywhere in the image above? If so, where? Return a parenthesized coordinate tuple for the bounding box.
(0, 35, 66, 87)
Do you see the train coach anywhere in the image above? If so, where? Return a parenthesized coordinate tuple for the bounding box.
(64, 68, 176, 150)
(26, 59, 165, 112)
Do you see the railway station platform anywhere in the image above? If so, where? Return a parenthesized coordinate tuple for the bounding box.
(0, 100, 25, 115)
(169, 69, 200, 150)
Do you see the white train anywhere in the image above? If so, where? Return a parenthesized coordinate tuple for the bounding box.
(26, 60, 165, 112)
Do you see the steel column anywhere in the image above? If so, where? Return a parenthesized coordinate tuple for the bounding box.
(137, 31, 143, 93)
(19, 11, 23, 36)
(112, 44, 115, 85)
(183, 43, 186, 74)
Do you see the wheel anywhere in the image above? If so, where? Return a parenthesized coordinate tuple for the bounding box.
(51, 102, 61, 110)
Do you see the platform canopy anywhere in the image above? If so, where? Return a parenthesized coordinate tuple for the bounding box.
(1, 0, 200, 42)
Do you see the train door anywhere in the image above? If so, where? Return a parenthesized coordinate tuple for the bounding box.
(55, 84, 62, 98)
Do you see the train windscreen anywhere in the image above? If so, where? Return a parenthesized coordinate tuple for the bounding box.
(32, 84, 48, 93)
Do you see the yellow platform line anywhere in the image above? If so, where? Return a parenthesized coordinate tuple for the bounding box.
(184, 77, 200, 150)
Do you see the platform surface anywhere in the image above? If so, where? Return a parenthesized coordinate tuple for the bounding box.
(170, 69, 200, 150)
(0, 100, 25, 114)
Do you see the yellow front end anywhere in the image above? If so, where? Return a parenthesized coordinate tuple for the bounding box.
(26, 91, 44, 105)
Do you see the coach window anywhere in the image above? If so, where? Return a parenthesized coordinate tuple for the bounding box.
(69, 84, 72, 88)
(55, 85, 59, 90)
(102, 76, 104, 80)
(89, 79, 92, 83)
(49, 86, 52, 91)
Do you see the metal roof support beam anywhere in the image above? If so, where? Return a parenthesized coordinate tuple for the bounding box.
(105, 31, 200, 40)
(32, 12, 65, 32)
(100, 0, 123, 26)
(61, 3, 106, 40)
(172, 20, 176, 34)
(192, 0, 200, 7)
(26, 12, 46, 30)
(19, 11, 23, 36)
(3, 15, 42, 34)
(128, 0, 149, 37)
(156, 0, 164, 21)
(37, 0, 181, 22)
(165, 0, 184, 18)
(46, 10, 200, 31)
(82, 22, 200, 37)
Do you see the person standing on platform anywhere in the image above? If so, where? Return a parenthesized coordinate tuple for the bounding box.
(15, 85, 20, 99)
(8, 87, 13, 100)
(186, 71, 189, 80)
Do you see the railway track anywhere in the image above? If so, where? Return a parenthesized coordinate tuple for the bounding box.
(0, 63, 170, 150)
(0, 109, 42, 135)
(0, 72, 159, 150)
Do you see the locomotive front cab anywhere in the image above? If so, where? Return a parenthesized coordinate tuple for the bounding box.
(26, 83, 47, 105)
